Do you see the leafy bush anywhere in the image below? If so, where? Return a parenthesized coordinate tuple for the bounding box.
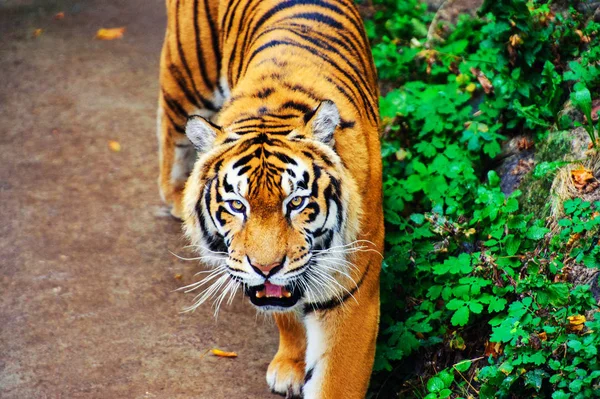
(364, 0, 600, 397)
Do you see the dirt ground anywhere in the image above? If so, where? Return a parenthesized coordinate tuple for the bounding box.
(0, 1, 280, 398)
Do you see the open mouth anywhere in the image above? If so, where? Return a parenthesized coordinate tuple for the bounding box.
(245, 281, 302, 308)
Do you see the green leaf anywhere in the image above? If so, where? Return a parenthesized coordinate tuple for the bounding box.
(571, 82, 592, 119)
(469, 301, 484, 314)
(569, 379, 583, 393)
(533, 161, 570, 179)
(505, 235, 520, 256)
(455, 360, 472, 373)
(552, 391, 570, 399)
(488, 170, 500, 187)
(488, 298, 507, 313)
(451, 306, 470, 326)
(526, 226, 549, 240)
(427, 376, 445, 393)
(410, 213, 425, 225)
(438, 370, 454, 388)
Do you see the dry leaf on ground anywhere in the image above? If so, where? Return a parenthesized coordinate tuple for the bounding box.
(484, 341, 503, 358)
(210, 349, 238, 358)
(571, 166, 599, 193)
(567, 315, 586, 332)
(32, 29, 43, 38)
(96, 27, 126, 40)
(108, 140, 121, 152)
(470, 67, 494, 94)
(54, 12, 65, 20)
(516, 137, 534, 151)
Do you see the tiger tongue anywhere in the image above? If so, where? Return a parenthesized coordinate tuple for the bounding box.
(264, 282, 284, 298)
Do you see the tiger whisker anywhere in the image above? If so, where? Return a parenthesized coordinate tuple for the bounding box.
(314, 257, 361, 275)
(169, 251, 227, 262)
(310, 266, 358, 305)
(183, 245, 228, 255)
(183, 274, 230, 313)
(315, 262, 359, 288)
(177, 266, 227, 293)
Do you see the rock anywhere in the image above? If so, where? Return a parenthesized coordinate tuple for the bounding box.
(426, 0, 484, 44)
(495, 136, 535, 195)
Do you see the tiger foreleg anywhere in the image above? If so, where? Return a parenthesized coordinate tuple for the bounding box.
(302, 274, 380, 398)
(268, 313, 307, 398)
(156, 100, 196, 220)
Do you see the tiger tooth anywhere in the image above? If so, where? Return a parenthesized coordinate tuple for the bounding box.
(256, 289, 265, 299)
(283, 290, 292, 298)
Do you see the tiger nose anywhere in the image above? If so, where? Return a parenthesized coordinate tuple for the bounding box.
(248, 257, 284, 277)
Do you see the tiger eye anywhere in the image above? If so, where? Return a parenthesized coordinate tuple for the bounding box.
(290, 196, 303, 207)
(232, 200, 244, 210)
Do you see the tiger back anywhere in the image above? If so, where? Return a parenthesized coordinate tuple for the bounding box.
(157, 1, 384, 397)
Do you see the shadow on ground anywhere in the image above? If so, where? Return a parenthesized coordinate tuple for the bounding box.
(0, 1, 279, 398)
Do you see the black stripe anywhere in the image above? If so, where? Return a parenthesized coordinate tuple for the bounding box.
(162, 89, 188, 119)
(167, 63, 204, 111)
(303, 260, 371, 314)
(282, 82, 323, 102)
(272, 151, 298, 165)
(175, 0, 215, 111)
(249, 0, 348, 43)
(165, 112, 185, 134)
(232, 152, 256, 169)
(193, 0, 214, 91)
(244, 39, 369, 121)
(287, 27, 376, 117)
(281, 100, 313, 114)
(231, 0, 262, 84)
(304, 367, 314, 384)
(256, 87, 275, 98)
(204, 0, 221, 93)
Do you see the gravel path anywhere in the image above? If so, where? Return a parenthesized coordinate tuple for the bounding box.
(0, 1, 279, 397)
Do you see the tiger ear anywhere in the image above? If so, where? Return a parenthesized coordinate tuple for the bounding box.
(185, 115, 222, 153)
(305, 100, 340, 146)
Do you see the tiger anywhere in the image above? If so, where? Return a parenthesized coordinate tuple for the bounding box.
(156, 0, 384, 397)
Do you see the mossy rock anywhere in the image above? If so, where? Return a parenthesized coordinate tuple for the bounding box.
(518, 127, 595, 218)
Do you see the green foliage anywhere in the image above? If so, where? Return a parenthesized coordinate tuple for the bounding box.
(364, 0, 600, 397)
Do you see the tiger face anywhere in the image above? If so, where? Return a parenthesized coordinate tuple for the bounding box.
(182, 101, 361, 312)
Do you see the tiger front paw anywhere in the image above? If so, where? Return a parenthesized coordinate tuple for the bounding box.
(267, 354, 305, 398)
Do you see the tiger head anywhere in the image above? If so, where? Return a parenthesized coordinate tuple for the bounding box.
(182, 101, 362, 312)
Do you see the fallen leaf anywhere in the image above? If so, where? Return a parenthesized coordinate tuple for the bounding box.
(511, 159, 534, 175)
(484, 341, 503, 358)
(54, 12, 65, 20)
(395, 148, 408, 161)
(509, 34, 523, 47)
(470, 67, 493, 94)
(516, 137, 534, 151)
(449, 333, 466, 350)
(566, 233, 581, 247)
(567, 315, 586, 332)
(32, 28, 43, 38)
(554, 273, 568, 283)
(465, 83, 477, 93)
(571, 165, 598, 193)
(174, 273, 182, 280)
(575, 30, 591, 44)
(96, 27, 126, 40)
(538, 332, 548, 341)
(108, 140, 121, 152)
(210, 349, 238, 358)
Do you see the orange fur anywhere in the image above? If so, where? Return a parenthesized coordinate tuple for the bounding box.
(158, 0, 383, 397)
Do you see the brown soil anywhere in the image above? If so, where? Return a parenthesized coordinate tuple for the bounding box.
(0, 1, 280, 398)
